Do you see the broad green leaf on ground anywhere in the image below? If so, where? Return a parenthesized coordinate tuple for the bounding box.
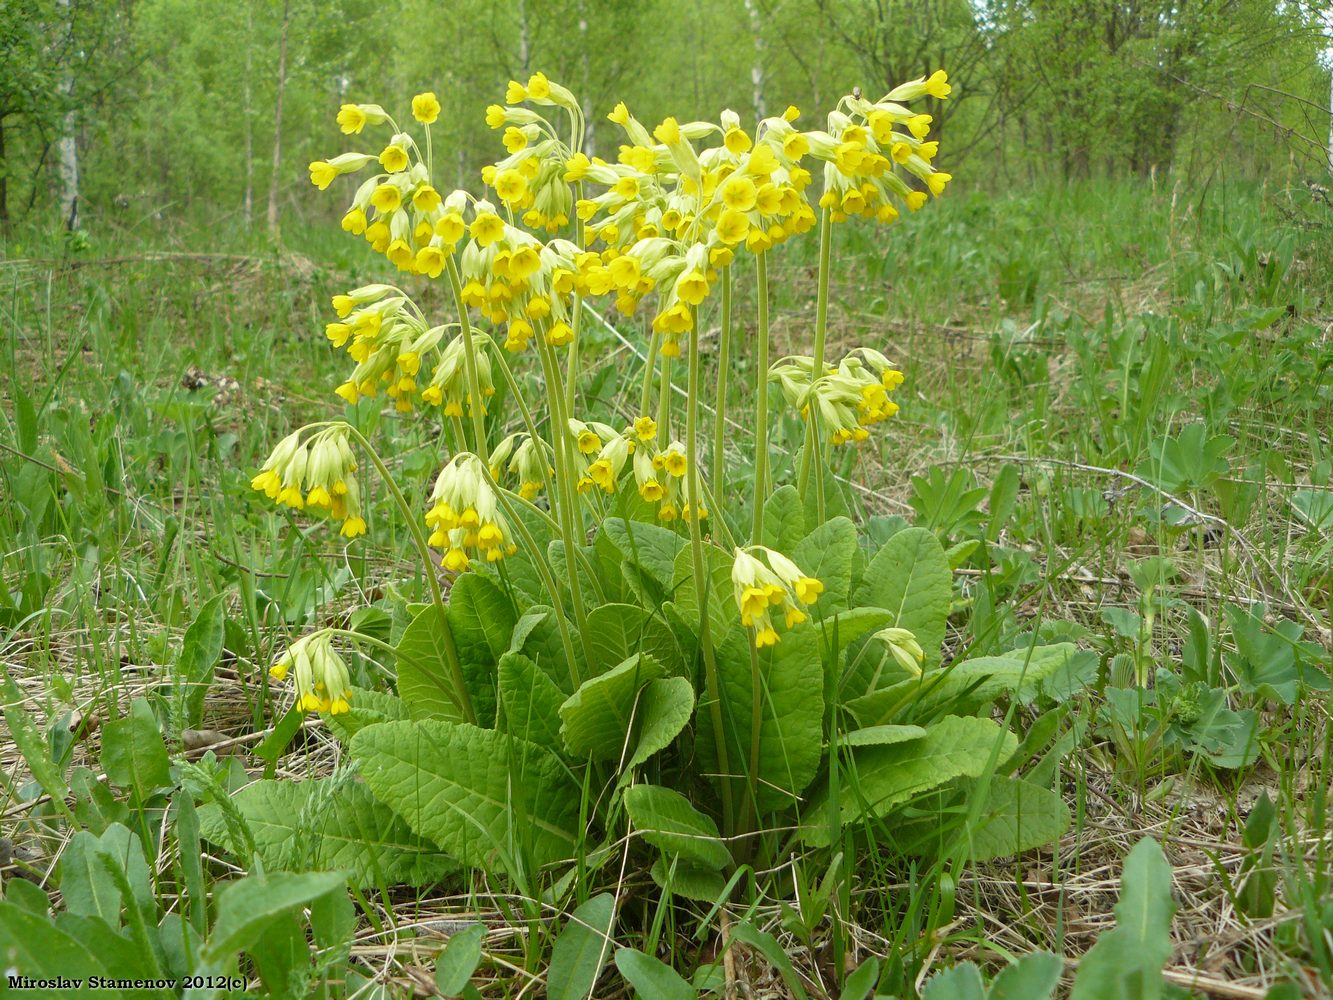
(623, 676, 695, 774)
(326, 687, 409, 742)
(816, 607, 894, 666)
(839, 956, 881, 1000)
(197, 777, 454, 887)
(948, 776, 1071, 861)
(761, 485, 807, 554)
(546, 893, 616, 1000)
(396, 605, 467, 722)
(697, 624, 824, 813)
(671, 542, 739, 641)
(623, 783, 731, 870)
(201, 870, 348, 967)
(175, 592, 226, 732)
(793, 515, 859, 613)
(60, 830, 125, 927)
(841, 724, 928, 747)
(855, 526, 952, 671)
(649, 856, 730, 902)
(560, 653, 664, 760)
(351, 720, 580, 871)
(101, 697, 171, 800)
(1136, 423, 1232, 493)
(1070, 838, 1177, 1000)
(922, 962, 986, 1000)
(803, 715, 1018, 846)
(448, 573, 518, 720)
(846, 643, 1078, 726)
(989, 951, 1062, 1000)
(435, 924, 486, 996)
(498, 651, 565, 746)
(615, 947, 695, 1000)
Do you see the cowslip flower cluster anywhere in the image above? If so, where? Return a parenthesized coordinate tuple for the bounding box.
(269, 632, 353, 714)
(771, 348, 905, 446)
(426, 453, 519, 572)
(731, 547, 824, 648)
(251, 425, 367, 537)
(489, 432, 552, 500)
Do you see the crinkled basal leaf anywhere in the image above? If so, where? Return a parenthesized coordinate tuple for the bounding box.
(896, 776, 1069, 861)
(697, 624, 824, 814)
(793, 516, 859, 613)
(623, 783, 731, 870)
(546, 894, 616, 1000)
(649, 856, 730, 903)
(560, 654, 664, 760)
(802, 715, 1018, 846)
(510, 605, 584, 694)
(351, 720, 580, 872)
(602, 517, 686, 602)
(585, 602, 686, 678)
(855, 526, 952, 672)
(846, 643, 1079, 726)
(396, 605, 467, 722)
(197, 777, 454, 887)
(623, 676, 695, 775)
(448, 572, 518, 721)
(840, 724, 928, 747)
(326, 687, 409, 742)
(816, 607, 895, 666)
(498, 651, 565, 746)
(671, 543, 738, 642)
(761, 485, 806, 554)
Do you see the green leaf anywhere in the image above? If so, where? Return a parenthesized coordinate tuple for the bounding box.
(986, 464, 1021, 543)
(838, 956, 880, 1000)
(1070, 838, 1176, 1000)
(803, 715, 1018, 846)
(546, 893, 616, 1000)
(761, 485, 806, 553)
(101, 697, 171, 800)
(0, 900, 157, 999)
(435, 924, 486, 996)
(624, 676, 695, 774)
(59, 831, 122, 927)
(816, 607, 895, 666)
(847, 644, 1079, 725)
(197, 777, 454, 887)
(1, 681, 75, 823)
(671, 542, 738, 642)
(793, 516, 859, 613)
(856, 526, 952, 672)
(498, 652, 565, 746)
(511, 605, 585, 694)
(922, 962, 985, 1000)
(960, 776, 1071, 861)
(585, 603, 685, 677)
(201, 870, 348, 967)
(841, 724, 928, 747)
(175, 593, 226, 733)
(350, 720, 580, 872)
(730, 921, 808, 1000)
(698, 625, 824, 813)
(649, 856, 730, 902)
(397, 605, 466, 722)
(989, 951, 1062, 1000)
(603, 517, 686, 602)
(326, 687, 409, 743)
(560, 653, 664, 760)
(623, 784, 731, 870)
(615, 946, 696, 1000)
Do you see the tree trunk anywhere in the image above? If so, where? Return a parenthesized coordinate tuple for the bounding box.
(518, 0, 530, 78)
(0, 119, 8, 229)
(743, 0, 766, 123)
(56, 0, 79, 230)
(266, 0, 290, 240)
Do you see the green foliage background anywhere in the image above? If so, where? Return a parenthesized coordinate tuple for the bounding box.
(2, 0, 1330, 235)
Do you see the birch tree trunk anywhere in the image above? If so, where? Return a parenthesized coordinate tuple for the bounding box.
(56, 0, 79, 230)
(518, 0, 530, 78)
(243, 0, 254, 229)
(743, 0, 766, 123)
(266, 0, 291, 239)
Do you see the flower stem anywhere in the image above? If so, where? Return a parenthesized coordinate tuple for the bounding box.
(341, 423, 476, 725)
(712, 264, 732, 525)
(751, 251, 771, 544)
(686, 308, 735, 838)
(799, 207, 833, 504)
(445, 254, 490, 464)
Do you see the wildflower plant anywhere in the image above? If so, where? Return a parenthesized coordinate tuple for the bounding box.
(253, 70, 1076, 955)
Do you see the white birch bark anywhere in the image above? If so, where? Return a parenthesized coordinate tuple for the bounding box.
(56, 0, 79, 230)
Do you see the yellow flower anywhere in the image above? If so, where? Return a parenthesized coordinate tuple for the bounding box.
(546, 321, 574, 346)
(634, 416, 657, 442)
(782, 132, 809, 160)
(379, 143, 409, 173)
(435, 211, 466, 246)
(416, 245, 446, 278)
(926, 171, 952, 197)
(412, 91, 440, 124)
(607, 101, 630, 125)
(721, 175, 757, 212)
(526, 72, 551, 100)
(470, 211, 505, 247)
(503, 127, 528, 154)
(308, 161, 338, 190)
(783, 105, 800, 122)
(676, 270, 708, 306)
(506, 80, 527, 104)
(495, 168, 528, 205)
(340, 208, 367, 235)
(907, 114, 933, 139)
(724, 127, 752, 155)
(715, 209, 749, 245)
(370, 183, 402, 214)
(925, 70, 951, 99)
(653, 117, 680, 145)
(906, 190, 928, 212)
(336, 104, 366, 134)
(413, 185, 442, 212)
